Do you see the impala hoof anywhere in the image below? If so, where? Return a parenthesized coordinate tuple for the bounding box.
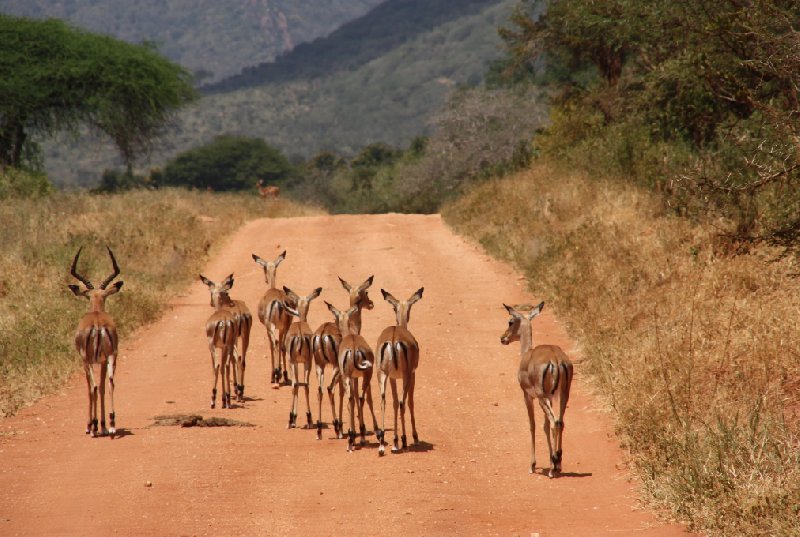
(378, 445, 385, 456)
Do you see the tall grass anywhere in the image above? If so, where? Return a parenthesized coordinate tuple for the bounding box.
(0, 190, 322, 416)
(443, 164, 800, 535)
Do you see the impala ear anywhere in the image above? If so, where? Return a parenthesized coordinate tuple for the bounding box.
(252, 253, 267, 267)
(199, 274, 213, 287)
(222, 274, 234, 291)
(309, 287, 323, 300)
(503, 303, 519, 317)
(358, 275, 374, 292)
(338, 276, 352, 291)
(408, 287, 424, 305)
(68, 284, 87, 298)
(325, 301, 340, 316)
(381, 289, 399, 307)
(274, 250, 286, 267)
(105, 281, 124, 296)
(528, 301, 545, 320)
(346, 304, 360, 317)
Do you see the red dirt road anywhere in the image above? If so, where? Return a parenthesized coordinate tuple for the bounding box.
(0, 214, 692, 536)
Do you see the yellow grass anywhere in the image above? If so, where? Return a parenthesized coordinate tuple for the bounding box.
(442, 164, 800, 536)
(0, 190, 322, 416)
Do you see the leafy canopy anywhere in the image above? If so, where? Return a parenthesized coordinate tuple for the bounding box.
(161, 135, 292, 191)
(0, 14, 196, 170)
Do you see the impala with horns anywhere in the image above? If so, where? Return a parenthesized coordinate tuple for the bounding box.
(337, 275, 374, 335)
(325, 300, 379, 452)
(199, 274, 252, 402)
(68, 246, 123, 437)
(203, 277, 237, 409)
(252, 251, 292, 387)
(375, 287, 423, 455)
(283, 286, 322, 429)
(501, 302, 573, 478)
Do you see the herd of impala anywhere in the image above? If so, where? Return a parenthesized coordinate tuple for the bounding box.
(68, 246, 573, 476)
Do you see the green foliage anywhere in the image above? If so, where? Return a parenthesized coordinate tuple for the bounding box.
(92, 168, 156, 193)
(0, 14, 196, 170)
(161, 135, 292, 191)
(0, 167, 54, 199)
(288, 86, 546, 214)
(499, 0, 800, 250)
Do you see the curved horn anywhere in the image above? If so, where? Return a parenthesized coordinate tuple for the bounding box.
(70, 247, 93, 289)
(99, 246, 120, 289)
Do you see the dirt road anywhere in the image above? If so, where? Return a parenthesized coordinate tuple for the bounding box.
(0, 214, 691, 536)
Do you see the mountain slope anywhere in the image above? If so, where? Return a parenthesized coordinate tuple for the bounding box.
(205, 0, 503, 92)
(41, 0, 517, 187)
(0, 0, 383, 82)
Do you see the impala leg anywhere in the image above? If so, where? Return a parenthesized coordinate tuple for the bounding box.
(407, 372, 419, 445)
(378, 372, 388, 456)
(345, 377, 356, 452)
(268, 325, 280, 387)
(399, 375, 410, 450)
(364, 375, 379, 434)
(288, 361, 299, 428)
(354, 378, 367, 445)
(210, 345, 220, 409)
(316, 366, 325, 439)
(539, 399, 557, 478)
(336, 371, 345, 439)
(239, 323, 250, 399)
(523, 391, 537, 473)
(107, 354, 117, 437)
(84, 366, 93, 434)
(87, 365, 99, 437)
(390, 379, 400, 452)
(221, 349, 229, 409)
(303, 362, 313, 428)
(99, 361, 108, 436)
(230, 347, 240, 400)
(326, 368, 338, 437)
(280, 336, 290, 384)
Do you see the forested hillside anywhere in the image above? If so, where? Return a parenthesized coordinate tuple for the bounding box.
(42, 0, 516, 187)
(0, 0, 383, 82)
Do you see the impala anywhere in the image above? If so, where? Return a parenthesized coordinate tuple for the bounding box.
(283, 286, 322, 429)
(253, 251, 292, 387)
(375, 287, 423, 455)
(501, 302, 573, 477)
(202, 277, 238, 409)
(200, 274, 252, 401)
(257, 180, 280, 200)
(310, 275, 374, 439)
(325, 300, 379, 452)
(68, 246, 124, 437)
(338, 275, 374, 334)
(311, 313, 343, 439)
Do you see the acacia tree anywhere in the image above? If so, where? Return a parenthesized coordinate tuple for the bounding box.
(0, 15, 196, 171)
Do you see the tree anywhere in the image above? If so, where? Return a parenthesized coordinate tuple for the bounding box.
(161, 135, 292, 191)
(0, 15, 196, 171)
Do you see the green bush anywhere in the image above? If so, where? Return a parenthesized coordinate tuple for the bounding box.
(161, 135, 292, 191)
(0, 167, 53, 199)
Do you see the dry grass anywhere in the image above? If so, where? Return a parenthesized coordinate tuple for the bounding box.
(443, 164, 800, 536)
(0, 190, 322, 416)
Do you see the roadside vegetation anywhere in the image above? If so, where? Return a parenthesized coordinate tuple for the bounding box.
(442, 0, 800, 534)
(443, 165, 800, 535)
(0, 188, 321, 417)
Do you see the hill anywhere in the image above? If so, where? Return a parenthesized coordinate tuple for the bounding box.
(0, 0, 383, 82)
(38, 0, 517, 187)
